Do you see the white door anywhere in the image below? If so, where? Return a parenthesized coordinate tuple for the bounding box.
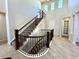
(0, 13, 7, 43)
(62, 17, 70, 37)
(73, 12, 79, 44)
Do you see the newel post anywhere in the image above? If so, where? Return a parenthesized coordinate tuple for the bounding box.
(15, 29, 20, 50)
(42, 11, 43, 18)
(46, 32, 50, 48)
(50, 29, 54, 40)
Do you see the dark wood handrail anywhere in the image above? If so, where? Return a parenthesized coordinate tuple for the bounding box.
(28, 32, 49, 54)
(32, 35, 46, 47)
(18, 16, 37, 31)
(28, 29, 54, 53)
(28, 37, 44, 53)
(18, 10, 46, 31)
(31, 34, 47, 46)
(19, 34, 46, 38)
(14, 10, 46, 50)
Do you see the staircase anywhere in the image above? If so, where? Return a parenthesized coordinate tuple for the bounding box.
(14, 10, 54, 58)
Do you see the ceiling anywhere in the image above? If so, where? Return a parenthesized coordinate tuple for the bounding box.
(39, 0, 55, 4)
(40, 0, 47, 2)
(40, 0, 50, 3)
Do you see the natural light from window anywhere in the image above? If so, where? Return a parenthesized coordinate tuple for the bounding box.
(58, 0, 63, 8)
(51, 2, 55, 10)
(44, 5, 48, 12)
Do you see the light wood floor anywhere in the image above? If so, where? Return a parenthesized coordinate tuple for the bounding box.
(0, 37, 79, 59)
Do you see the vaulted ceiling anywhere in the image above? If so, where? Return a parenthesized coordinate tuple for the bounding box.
(39, 0, 56, 4)
(40, 0, 47, 2)
(39, 0, 51, 3)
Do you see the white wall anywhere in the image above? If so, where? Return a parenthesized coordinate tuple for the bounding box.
(41, 0, 71, 36)
(2, 0, 79, 44)
(31, 18, 47, 36)
(7, 0, 41, 44)
(0, 13, 7, 40)
(0, 0, 5, 12)
(68, 0, 79, 43)
(73, 13, 79, 44)
(0, 0, 6, 38)
(68, 0, 79, 14)
(42, 0, 79, 43)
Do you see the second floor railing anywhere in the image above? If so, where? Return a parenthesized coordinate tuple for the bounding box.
(14, 10, 46, 50)
(18, 29, 54, 54)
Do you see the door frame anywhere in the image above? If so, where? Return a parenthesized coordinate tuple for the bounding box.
(0, 11, 7, 43)
(73, 11, 79, 44)
(61, 17, 71, 38)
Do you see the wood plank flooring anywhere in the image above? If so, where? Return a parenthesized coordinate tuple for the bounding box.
(0, 37, 79, 59)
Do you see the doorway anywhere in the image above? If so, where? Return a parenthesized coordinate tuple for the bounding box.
(73, 12, 79, 45)
(0, 12, 7, 45)
(61, 17, 71, 38)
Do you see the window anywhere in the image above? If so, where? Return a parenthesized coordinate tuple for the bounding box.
(51, 2, 55, 10)
(44, 5, 48, 12)
(58, 0, 63, 8)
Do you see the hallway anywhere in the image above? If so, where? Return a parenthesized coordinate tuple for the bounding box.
(0, 37, 79, 59)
